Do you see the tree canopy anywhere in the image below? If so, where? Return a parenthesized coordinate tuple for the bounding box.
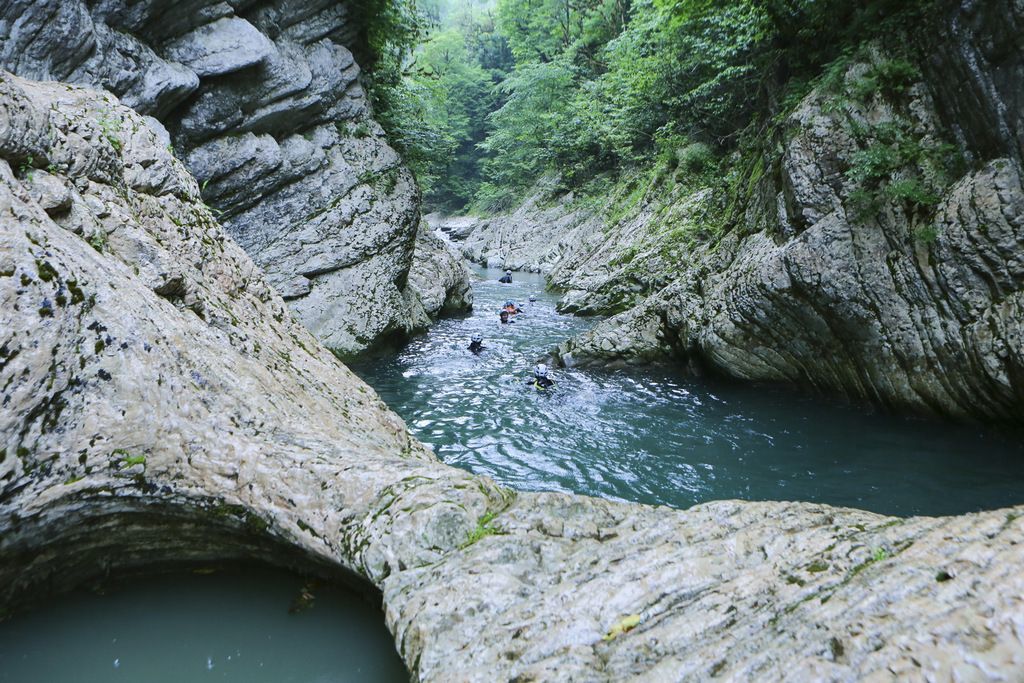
(369, 0, 938, 212)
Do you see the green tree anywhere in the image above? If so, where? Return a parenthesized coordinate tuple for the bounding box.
(368, 0, 941, 212)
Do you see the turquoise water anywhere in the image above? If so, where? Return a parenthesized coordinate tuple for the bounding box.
(0, 568, 407, 683)
(352, 266, 1024, 517)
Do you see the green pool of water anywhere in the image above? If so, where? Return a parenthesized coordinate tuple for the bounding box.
(352, 265, 1024, 517)
(0, 568, 407, 683)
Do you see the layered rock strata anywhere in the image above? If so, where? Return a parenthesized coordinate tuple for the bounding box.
(455, 4, 1024, 422)
(407, 224, 473, 320)
(0, 0, 471, 354)
(455, 176, 597, 275)
(3, 70, 1023, 683)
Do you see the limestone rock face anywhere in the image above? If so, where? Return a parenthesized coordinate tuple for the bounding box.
(0, 68, 488, 610)
(457, 7, 1024, 422)
(390, 496, 1024, 682)
(164, 17, 275, 78)
(455, 178, 731, 319)
(554, 54, 1024, 421)
(424, 211, 479, 241)
(1, 72, 1023, 682)
(0, 0, 452, 355)
(456, 179, 596, 274)
(407, 224, 473, 319)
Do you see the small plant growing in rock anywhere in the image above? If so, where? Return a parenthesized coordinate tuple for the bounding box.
(111, 448, 145, 471)
(88, 230, 107, 253)
(17, 155, 35, 181)
(113, 450, 145, 469)
(377, 167, 400, 194)
(913, 224, 939, 243)
(844, 119, 956, 221)
(850, 58, 920, 102)
(805, 559, 830, 573)
(677, 142, 715, 175)
(603, 614, 642, 641)
(884, 177, 938, 208)
(352, 121, 371, 139)
(96, 111, 123, 152)
(461, 511, 501, 548)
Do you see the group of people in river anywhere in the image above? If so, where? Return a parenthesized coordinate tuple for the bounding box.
(464, 269, 556, 391)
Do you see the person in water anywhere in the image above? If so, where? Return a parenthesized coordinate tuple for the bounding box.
(468, 333, 485, 353)
(499, 310, 513, 324)
(498, 270, 513, 284)
(503, 299, 523, 314)
(528, 294, 537, 302)
(528, 363, 555, 391)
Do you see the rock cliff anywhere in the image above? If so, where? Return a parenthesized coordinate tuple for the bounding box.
(455, 2, 1024, 422)
(0, 0, 471, 355)
(2, 70, 1023, 682)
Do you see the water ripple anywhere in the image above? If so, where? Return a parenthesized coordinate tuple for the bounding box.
(352, 266, 1024, 517)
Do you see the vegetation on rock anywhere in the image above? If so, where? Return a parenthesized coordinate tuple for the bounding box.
(374, 0, 941, 214)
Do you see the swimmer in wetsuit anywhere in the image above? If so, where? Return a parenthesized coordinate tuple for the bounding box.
(528, 363, 555, 391)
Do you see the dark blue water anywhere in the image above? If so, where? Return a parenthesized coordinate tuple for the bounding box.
(0, 569, 406, 683)
(352, 266, 1024, 517)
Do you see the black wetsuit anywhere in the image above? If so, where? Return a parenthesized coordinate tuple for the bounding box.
(498, 273, 513, 283)
(469, 341, 484, 353)
(529, 376, 555, 391)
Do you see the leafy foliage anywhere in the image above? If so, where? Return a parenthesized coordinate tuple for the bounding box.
(367, 0, 943, 212)
(848, 58, 920, 102)
(845, 118, 960, 219)
(461, 510, 503, 547)
(350, 0, 424, 118)
(374, 3, 510, 209)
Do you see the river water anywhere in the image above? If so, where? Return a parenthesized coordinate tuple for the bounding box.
(0, 568, 407, 683)
(353, 266, 1024, 518)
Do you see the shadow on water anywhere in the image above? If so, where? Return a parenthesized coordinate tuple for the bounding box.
(352, 265, 1024, 518)
(0, 566, 407, 683)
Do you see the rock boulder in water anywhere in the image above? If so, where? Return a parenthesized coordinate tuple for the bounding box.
(407, 224, 474, 318)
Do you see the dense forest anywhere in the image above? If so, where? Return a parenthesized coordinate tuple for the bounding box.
(362, 0, 946, 214)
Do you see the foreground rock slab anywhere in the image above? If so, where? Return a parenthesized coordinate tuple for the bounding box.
(1, 74, 1022, 681)
(391, 497, 1024, 681)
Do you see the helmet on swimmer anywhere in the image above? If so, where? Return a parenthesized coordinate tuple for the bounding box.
(505, 269, 512, 274)
(528, 295, 537, 302)
(534, 364, 549, 377)
(505, 300, 515, 307)
(471, 333, 483, 343)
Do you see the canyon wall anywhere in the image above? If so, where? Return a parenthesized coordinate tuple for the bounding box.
(454, 0, 1024, 422)
(2, 71, 1023, 681)
(0, 0, 470, 355)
